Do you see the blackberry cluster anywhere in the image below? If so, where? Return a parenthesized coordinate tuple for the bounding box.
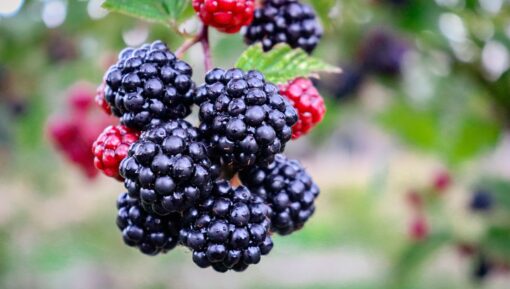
(240, 154, 319, 235)
(117, 192, 182, 255)
(180, 180, 273, 272)
(91, 39, 323, 273)
(120, 119, 219, 215)
(103, 40, 196, 130)
(194, 68, 298, 169)
(244, 0, 323, 53)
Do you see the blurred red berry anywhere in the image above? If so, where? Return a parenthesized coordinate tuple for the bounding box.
(433, 171, 451, 192)
(457, 243, 477, 257)
(409, 215, 428, 241)
(67, 82, 96, 113)
(48, 82, 116, 179)
(279, 78, 326, 139)
(406, 190, 423, 210)
(193, 0, 255, 33)
(48, 118, 100, 179)
(92, 125, 139, 181)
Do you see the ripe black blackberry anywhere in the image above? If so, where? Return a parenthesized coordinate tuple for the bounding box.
(180, 180, 274, 272)
(194, 68, 298, 170)
(116, 192, 182, 255)
(240, 154, 319, 235)
(120, 119, 219, 215)
(244, 0, 323, 53)
(103, 40, 195, 130)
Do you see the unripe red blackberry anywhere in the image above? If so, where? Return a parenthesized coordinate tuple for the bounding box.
(180, 180, 273, 272)
(193, 0, 255, 34)
(244, 0, 323, 53)
(279, 78, 325, 139)
(240, 154, 319, 235)
(102, 40, 196, 130)
(120, 120, 219, 215)
(95, 80, 111, 115)
(195, 68, 298, 170)
(92, 125, 140, 181)
(116, 192, 182, 255)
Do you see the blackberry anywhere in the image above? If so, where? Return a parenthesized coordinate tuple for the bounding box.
(116, 192, 182, 255)
(470, 189, 493, 212)
(313, 64, 365, 101)
(195, 68, 298, 170)
(473, 254, 492, 281)
(244, 0, 323, 54)
(180, 180, 273, 272)
(103, 40, 195, 130)
(358, 29, 409, 76)
(120, 119, 219, 215)
(240, 154, 319, 235)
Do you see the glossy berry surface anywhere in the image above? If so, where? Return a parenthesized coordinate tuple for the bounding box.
(193, 0, 255, 34)
(244, 0, 323, 53)
(180, 180, 273, 272)
(116, 192, 182, 255)
(120, 120, 218, 215)
(240, 154, 319, 235)
(103, 40, 196, 130)
(279, 78, 325, 139)
(195, 68, 298, 170)
(92, 125, 140, 180)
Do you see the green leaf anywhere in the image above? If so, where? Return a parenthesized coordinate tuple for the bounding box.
(235, 44, 341, 84)
(390, 232, 451, 289)
(483, 226, 510, 262)
(308, 0, 337, 29)
(378, 75, 502, 165)
(102, 0, 193, 24)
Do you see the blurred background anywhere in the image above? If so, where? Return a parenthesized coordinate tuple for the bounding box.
(1, 0, 510, 288)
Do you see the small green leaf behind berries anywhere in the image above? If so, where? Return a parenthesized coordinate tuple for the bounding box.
(235, 44, 341, 85)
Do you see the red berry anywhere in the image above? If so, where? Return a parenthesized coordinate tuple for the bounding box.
(48, 117, 100, 179)
(433, 170, 451, 192)
(68, 82, 95, 113)
(193, 0, 255, 34)
(92, 125, 140, 181)
(279, 78, 326, 139)
(409, 215, 428, 241)
(406, 190, 423, 210)
(48, 82, 116, 179)
(95, 80, 111, 115)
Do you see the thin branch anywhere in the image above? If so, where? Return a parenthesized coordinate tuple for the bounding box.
(175, 25, 213, 72)
(175, 33, 201, 59)
(200, 25, 213, 72)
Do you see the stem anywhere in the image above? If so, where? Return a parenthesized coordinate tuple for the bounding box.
(200, 25, 213, 72)
(175, 25, 213, 72)
(175, 34, 201, 59)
